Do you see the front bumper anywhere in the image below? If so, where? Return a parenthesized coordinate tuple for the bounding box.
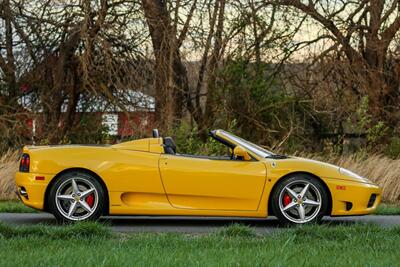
(15, 172, 54, 210)
(325, 178, 382, 216)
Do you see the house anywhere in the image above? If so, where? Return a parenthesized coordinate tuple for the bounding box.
(18, 89, 155, 140)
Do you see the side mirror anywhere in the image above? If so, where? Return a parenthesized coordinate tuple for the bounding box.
(233, 146, 251, 161)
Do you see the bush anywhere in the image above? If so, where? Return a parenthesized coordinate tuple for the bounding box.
(172, 122, 228, 156)
(385, 136, 400, 159)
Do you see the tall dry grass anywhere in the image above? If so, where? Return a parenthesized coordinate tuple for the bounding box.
(0, 150, 19, 200)
(336, 155, 400, 203)
(0, 150, 399, 203)
(297, 153, 400, 203)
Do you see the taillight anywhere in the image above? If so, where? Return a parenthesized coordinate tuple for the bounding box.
(19, 154, 30, 172)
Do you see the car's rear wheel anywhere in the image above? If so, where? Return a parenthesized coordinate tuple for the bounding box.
(271, 174, 329, 225)
(48, 171, 104, 223)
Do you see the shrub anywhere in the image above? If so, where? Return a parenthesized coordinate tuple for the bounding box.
(385, 136, 400, 159)
(172, 122, 228, 156)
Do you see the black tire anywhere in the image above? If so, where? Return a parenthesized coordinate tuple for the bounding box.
(48, 171, 105, 223)
(270, 174, 329, 225)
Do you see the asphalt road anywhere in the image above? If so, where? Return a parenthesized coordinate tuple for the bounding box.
(0, 213, 400, 234)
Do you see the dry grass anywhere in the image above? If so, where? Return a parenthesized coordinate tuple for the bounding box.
(0, 150, 399, 203)
(330, 155, 400, 203)
(0, 150, 20, 200)
(299, 153, 400, 203)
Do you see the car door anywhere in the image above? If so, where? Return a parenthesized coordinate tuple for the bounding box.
(159, 155, 267, 211)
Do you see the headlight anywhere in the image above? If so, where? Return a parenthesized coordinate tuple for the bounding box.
(339, 167, 371, 183)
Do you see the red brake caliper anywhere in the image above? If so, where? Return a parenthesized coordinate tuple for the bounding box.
(283, 193, 291, 206)
(86, 194, 94, 207)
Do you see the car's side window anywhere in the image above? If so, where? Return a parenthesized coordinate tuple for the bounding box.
(197, 137, 232, 158)
(167, 136, 233, 160)
(166, 136, 255, 161)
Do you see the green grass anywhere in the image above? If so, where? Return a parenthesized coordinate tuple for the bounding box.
(0, 222, 399, 266)
(217, 223, 257, 237)
(374, 203, 400, 215)
(0, 200, 39, 213)
(0, 221, 111, 239)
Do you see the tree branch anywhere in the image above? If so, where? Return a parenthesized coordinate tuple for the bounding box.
(278, 0, 362, 63)
(177, 0, 197, 48)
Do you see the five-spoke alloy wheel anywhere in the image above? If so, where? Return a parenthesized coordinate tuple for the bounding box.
(48, 172, 105, 223)
(271, 174, 328, 225)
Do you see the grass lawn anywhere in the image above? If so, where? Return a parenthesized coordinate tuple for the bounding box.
(0, 200, 38, 213)
(0, 222, 399, 266)
(374, 203, 400, 215)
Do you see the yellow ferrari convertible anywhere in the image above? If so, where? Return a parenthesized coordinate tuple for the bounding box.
(15, 129, 381, 224)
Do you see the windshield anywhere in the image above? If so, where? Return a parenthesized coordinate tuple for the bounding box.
(218, 130, 275, 158)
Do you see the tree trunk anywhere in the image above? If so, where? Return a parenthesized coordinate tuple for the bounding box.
(2, 0, 17, 105)
(142, 0, 190, 133)
(200, 0, 225, 139)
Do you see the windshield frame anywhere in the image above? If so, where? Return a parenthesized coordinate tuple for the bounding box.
(215, 130, 275, 158)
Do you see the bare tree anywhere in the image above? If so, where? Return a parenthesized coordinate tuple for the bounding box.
(141, 0, 198, 132)
(276, 0, 400, 127)
(1, 0, 155, 145)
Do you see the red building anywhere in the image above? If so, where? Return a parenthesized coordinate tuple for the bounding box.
(19, 90, 155, 140)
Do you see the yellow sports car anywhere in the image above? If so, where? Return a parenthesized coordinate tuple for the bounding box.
(16, 129, 381, 224)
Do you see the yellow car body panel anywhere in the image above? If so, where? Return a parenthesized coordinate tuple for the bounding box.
(15, 131, 382, 218)
(159, 155, 267, 211)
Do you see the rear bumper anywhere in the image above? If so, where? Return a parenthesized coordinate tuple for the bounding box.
(15, 172, 54, 210)
(326, 178, 382, 216)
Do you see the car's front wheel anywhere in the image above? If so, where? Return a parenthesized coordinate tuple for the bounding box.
(270, 174, 329, 225)
(48, 171, 105, 223)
